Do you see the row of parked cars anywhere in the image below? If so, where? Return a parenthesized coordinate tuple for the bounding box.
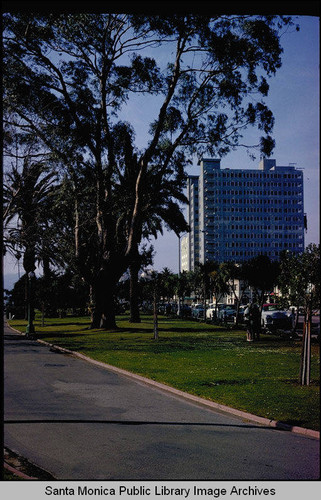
(191, 302, 296, 332)
(146, 300, 299, 333)
(191, 303, 241, 321)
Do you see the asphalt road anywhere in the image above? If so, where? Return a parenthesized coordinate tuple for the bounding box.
(3, 323, 320, 481)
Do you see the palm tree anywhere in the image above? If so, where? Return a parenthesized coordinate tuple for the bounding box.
(4, 158, 57, 272)
(4, 156, 57, 322)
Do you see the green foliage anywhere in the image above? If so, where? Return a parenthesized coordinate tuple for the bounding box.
(5, 274, 28, 319)
(192, 261, 230, 305)
(3, 13, 299, 327)
(278, 244, 320, 314)
(242, 255, 280, 306)
(36, 271, 90, 317)
(176, 270, 194, 299)
(6, 271, 90, 319)
(3, 150, 58, 274)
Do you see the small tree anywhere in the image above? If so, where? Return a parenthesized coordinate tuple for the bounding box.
(278, 244, 320, 385)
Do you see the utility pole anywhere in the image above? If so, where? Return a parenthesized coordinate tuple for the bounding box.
(178, 234, 181, 317)
(153, 273, 159, 341)
(26, 271, 36, 338)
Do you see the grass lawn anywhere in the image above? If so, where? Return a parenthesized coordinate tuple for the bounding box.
(8, 314, 320, 431)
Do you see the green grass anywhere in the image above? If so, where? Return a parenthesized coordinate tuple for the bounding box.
(8, 314, 320, 431)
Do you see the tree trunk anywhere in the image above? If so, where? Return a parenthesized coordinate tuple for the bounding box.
(91, 282, 117, 330)
(234, 298, 240, 326)
(91, 263, 124, 330)
(24, 278, 28, 321)
(153, 287, 159, 340)
(91, 306, 103, 329)
(203, 281, 207, 322)
(129, 261, 141, 323)
(101, 292, 117, 330)
(89, 284, 94, 324)
(23, 244, 36, 321)
(299, 307, 311, 386)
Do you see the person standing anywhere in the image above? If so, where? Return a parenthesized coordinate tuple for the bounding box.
(244, 299, 261, 341)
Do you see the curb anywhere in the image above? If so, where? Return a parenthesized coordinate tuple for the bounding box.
(6, 323, 320, 440)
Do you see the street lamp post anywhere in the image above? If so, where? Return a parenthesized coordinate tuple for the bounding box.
(178, 235, 181, 317)
(26, 271, 35, 338)
(177, 232, 188, 317)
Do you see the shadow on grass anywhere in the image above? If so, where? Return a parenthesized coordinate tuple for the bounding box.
(38, 321, 91, 327)
(161, 326, 225, 334)
(115, 325, 239, 337)
(35, 332, 90, 339)
(115, 326, 154, 334)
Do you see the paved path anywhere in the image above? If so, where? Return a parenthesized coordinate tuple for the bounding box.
(3, 323, 320, 480)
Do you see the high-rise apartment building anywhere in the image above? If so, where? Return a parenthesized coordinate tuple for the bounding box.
(181, 158, 305, 270)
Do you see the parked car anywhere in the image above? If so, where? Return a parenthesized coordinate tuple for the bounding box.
(206, 304, 217, 320)
(233, 304, 247, 323)
(192, 304, 204, 318)
(261, 304, 292, 332)
(178, 304, 192, 317)
(217, 304, 236, 322)
(206, 303, 227, 321)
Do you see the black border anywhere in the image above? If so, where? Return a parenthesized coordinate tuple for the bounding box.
(1, 1, 320, 15)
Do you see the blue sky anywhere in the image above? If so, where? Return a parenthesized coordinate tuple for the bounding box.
(3, 15, 319, 285)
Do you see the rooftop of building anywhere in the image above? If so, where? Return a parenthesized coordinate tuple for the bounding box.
(199, 158, 302, 172)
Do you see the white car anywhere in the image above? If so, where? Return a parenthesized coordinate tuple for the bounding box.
(206, 303, 224, 320)
(261, 304, 292, 332)
(206, 304, 216, 320)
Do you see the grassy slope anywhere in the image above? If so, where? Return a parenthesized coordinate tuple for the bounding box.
(8, 314, 320, 430)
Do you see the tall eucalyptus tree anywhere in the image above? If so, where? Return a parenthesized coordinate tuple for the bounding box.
(3, 13, 298, 328)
